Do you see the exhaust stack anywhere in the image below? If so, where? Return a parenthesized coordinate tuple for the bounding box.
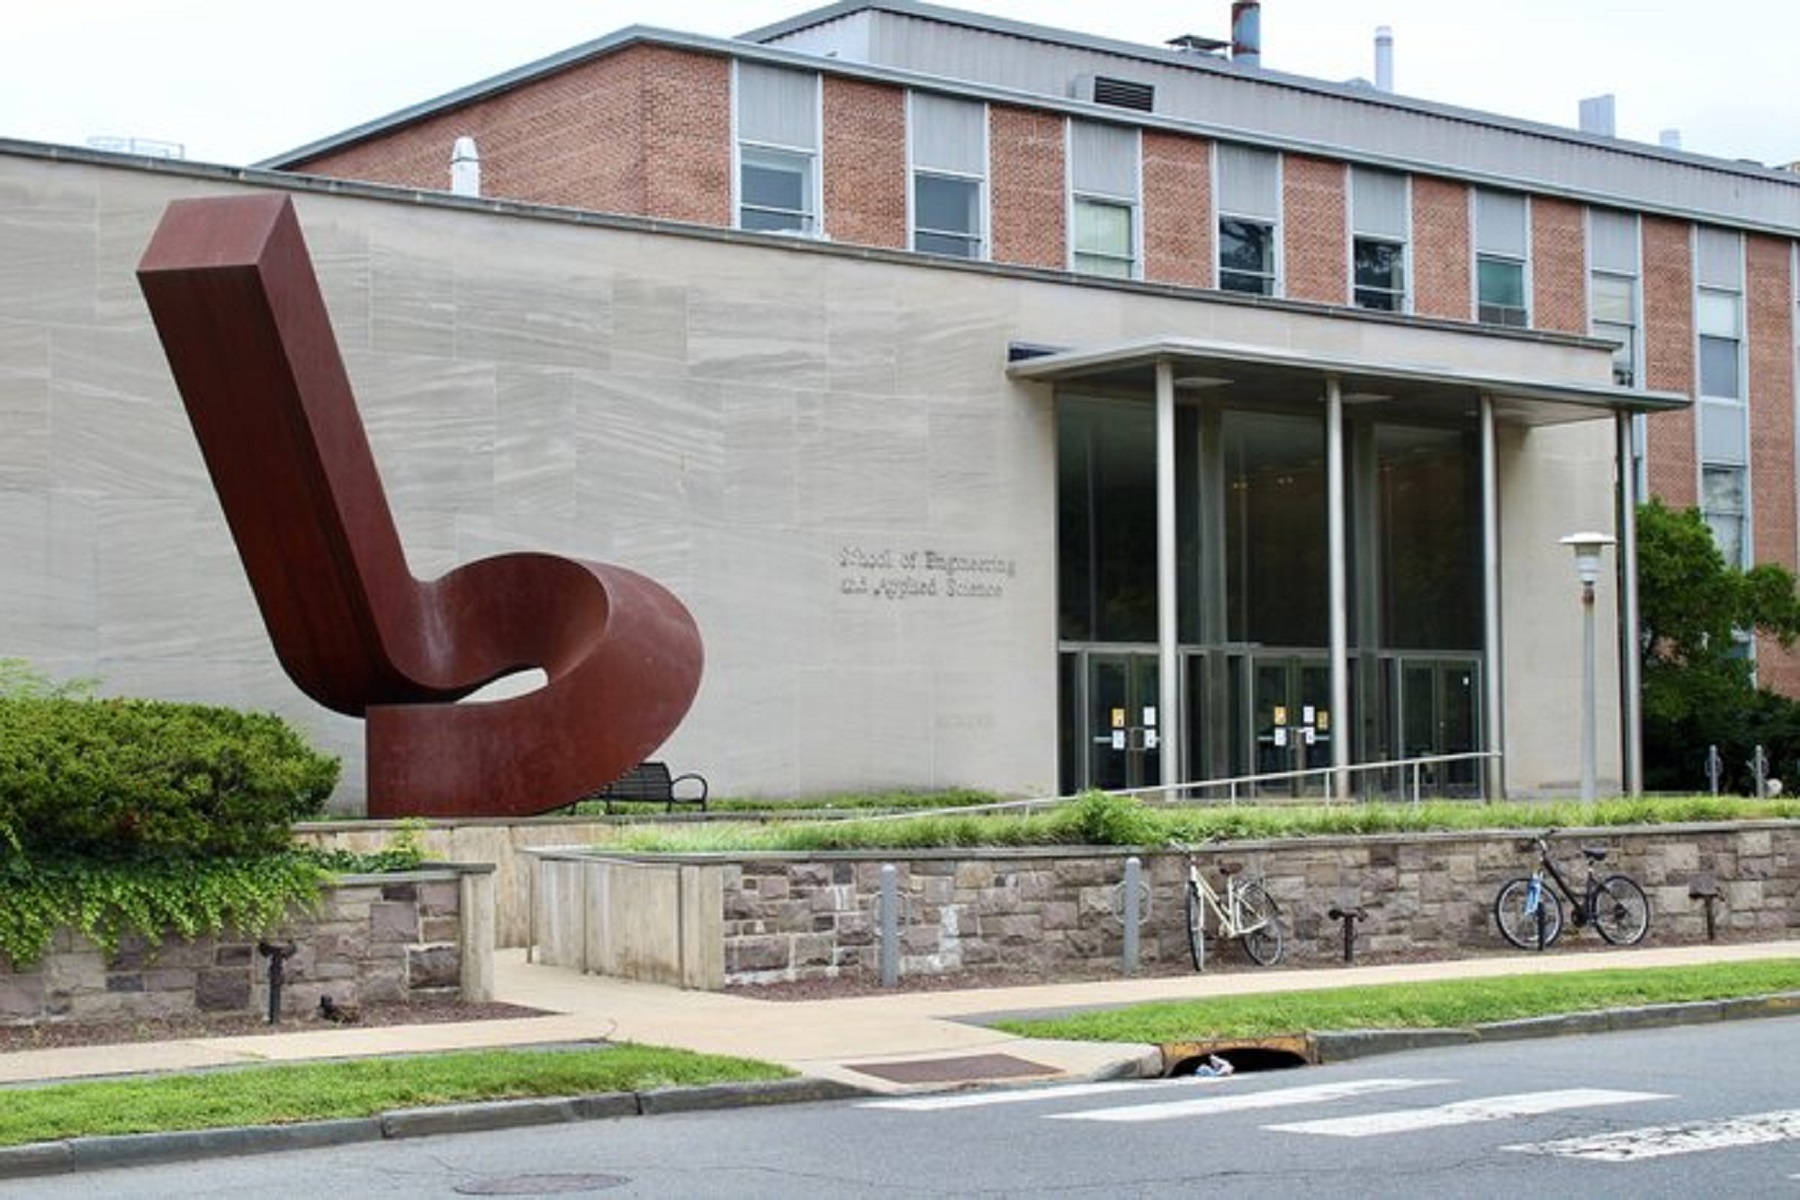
(1231, 1, 1261, 68)
(1374, 25, 1394, 91)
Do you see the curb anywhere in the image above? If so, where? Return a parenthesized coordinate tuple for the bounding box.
(0, 1077, 866, 1181)
(1304, 990, 1800, 1064)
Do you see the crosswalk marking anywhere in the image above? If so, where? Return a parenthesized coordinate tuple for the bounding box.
(1047, 1078, 1450, 1124)
(861, 1078, 1201, 1112)
(1265, 1089, 1668, 1138)
(1506, 1108, 1800, 1162)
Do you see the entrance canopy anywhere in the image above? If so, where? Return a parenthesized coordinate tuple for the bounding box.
(1006, 335, 1688, 425)
(1012, 334, 1687, 801)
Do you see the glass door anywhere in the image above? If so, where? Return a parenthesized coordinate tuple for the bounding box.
(1250, 655, 1334, 796)
(1396, 657, 1481, 796)
(1086, 653, 1161, 791)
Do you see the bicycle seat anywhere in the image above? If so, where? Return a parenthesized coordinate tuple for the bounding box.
(1581, 845, 1608, 862)
(1219, 861, 1245, 876)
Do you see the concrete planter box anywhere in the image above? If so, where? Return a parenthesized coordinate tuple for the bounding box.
(0, 865, 495, 1026)
(527, 822, 1796, 989)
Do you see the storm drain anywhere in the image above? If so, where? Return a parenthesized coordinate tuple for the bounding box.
(846, 1052, 1058, 1084)
(1162, 1035, 1313, 1076)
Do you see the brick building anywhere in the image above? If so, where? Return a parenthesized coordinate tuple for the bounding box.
(3, 2, 1794, 808)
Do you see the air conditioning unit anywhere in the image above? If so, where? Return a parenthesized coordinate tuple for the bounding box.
(1070, 74, 1155, 114)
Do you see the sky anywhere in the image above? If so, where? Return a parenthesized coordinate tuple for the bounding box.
(2, 1, 1794, 170)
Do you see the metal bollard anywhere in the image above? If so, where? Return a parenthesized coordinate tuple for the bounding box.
(1122, 857, 1141, 976)
(257, 940, 297, 1024)
(879, 863, 899, 988)
(1326, 905, 1367, 963)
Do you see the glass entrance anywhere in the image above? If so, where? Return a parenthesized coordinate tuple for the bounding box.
(1396, 657, 1481, 795)
(1085, 653, 1161, 791)
(1250, 656, 1333, 795)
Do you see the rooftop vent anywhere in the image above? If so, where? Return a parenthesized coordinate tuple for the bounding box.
(1166, 33, 1228, 55)
(1073, 74, 1156, 112)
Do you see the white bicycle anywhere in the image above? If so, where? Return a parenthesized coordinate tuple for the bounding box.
(1184, 853, 1284, 971)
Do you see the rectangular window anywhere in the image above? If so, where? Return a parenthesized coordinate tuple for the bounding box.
(1698, 287, 1743, 400)
(1217, 144, 1279, 296)
(1589, 209, 1640, 387)
(736, 63, 819, 235)
(1352, 167, 1408, 312)
(1069, 121, 1139, 278)
(909, 93, 985, 259)
(1073, 198, 1135, 277)
(1475, 190, 1528, 327)
(1703, 465, 1746, 568)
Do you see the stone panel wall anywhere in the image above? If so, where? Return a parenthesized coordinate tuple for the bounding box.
(0, 867, 492, 1026)
(706, 824, 1796, 986)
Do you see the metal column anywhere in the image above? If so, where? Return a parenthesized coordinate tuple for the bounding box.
(1156, 360, 1182, 790)
(1616, 413, 1643, 796)
(1481, 395, 1505, 800)
(1326, 376, 1350, 801)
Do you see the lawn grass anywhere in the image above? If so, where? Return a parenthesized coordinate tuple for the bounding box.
(990, 959, 1800, 1044)
(0, 1044, 791, 1148)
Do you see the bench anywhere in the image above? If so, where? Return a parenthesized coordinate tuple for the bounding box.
(591, 761, 708, 814)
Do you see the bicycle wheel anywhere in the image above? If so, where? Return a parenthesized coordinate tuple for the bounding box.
(1591, 875, 1651, 945)
(1494, 877, 1563, 950)
(1235, 882, 1285, 966)
(1185, 880, 1207, 971)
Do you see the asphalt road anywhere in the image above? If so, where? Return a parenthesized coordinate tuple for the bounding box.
(11, 1016, 1799, 1198)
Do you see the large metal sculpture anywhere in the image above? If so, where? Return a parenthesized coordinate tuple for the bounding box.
(137, 194, 703, 818)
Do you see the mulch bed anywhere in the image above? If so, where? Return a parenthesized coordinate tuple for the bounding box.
(0, 1000, 548, 1054)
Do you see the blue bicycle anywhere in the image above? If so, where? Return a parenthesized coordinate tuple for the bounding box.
(1493, 830, 1650, 950)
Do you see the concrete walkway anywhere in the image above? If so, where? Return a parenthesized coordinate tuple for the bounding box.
(3, 940, 1796, 1094)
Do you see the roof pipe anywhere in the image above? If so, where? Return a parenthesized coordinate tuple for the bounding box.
(1374, 25, 1394, 92)
(1231, 1, 1261, 68)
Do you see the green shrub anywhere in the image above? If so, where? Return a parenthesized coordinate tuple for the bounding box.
(0, 696, 338, 859)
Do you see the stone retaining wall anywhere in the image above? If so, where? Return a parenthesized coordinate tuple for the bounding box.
(531, 823, 1796, 987)
(0, 866, 495, 1026)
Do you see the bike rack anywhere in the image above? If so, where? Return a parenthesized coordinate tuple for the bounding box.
(1326, 905, 1368, 963)
(1688, 875, 1722, 941)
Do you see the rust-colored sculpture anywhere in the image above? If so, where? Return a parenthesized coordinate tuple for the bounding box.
(137, 194, 703, 818)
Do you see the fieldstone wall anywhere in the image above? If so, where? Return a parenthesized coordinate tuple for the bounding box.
(0, 867, 494, 1026)
(712, 822, 1796, 986)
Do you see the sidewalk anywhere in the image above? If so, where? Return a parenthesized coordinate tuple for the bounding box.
(3, 939, 1796, 1093)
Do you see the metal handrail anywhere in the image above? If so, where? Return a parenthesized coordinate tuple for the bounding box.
(853, 749, 1504, 822)
(1112, 750, 1504, 806)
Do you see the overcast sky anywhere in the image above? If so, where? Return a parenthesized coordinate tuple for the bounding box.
(3, 1, 1793, 170)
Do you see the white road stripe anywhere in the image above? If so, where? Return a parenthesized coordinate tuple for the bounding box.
(1267, 1089, 1668, 1138)
(861, 1078, 1206, 1111)
(1506, 1108, 1800, 1162)
(1048, 1078, 1451, 1123)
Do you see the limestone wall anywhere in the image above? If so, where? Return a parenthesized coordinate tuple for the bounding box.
(0, 866, 494, 1026)
(531, 824, 1796, 987)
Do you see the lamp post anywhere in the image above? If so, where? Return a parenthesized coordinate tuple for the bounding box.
(1561, 532, 1616, 801)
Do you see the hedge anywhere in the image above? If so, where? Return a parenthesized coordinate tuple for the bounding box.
(0, 696, 338, 859)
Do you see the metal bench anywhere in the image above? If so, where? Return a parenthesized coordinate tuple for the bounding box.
(592, 761, 708, 813)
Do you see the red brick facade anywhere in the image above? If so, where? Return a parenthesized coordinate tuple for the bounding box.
(1749, 235, 1800, 693)
(1411, 176, 1472, 320)
(822, 77, 907, 249)
(1641, 216, 1698, 508)
(1281, 156, 1348, 305)
(289, 45, 731, 225)
(988, 106, 1067, 271)
(1142, 131, 1212, 288)
(1530, 198, 1587, 334)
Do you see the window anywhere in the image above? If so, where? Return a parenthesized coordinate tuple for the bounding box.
(1589, 210, 1640, 387)
(1475, 190, 1528, 327)
(1351, 167, 1408, 311)
(736, 63, 819, 235)
(910, 93, 985, 259)
(1696, 227, 1747, 566)
(1069, 121, 1139, 278)
(1217, 145, 1279, 295)
(1703, 465, 1746, 568)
